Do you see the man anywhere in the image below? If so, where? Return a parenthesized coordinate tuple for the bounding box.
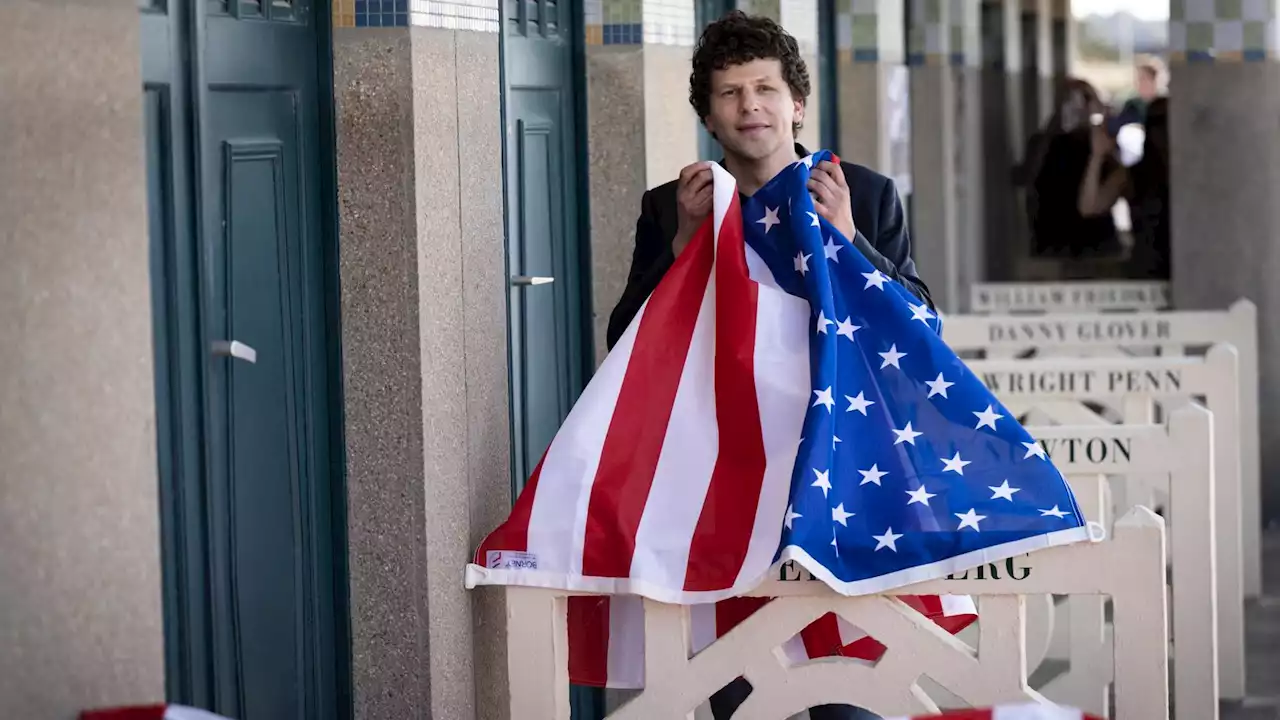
(603, 10, 927, 719)
(1109, 55, 1167, 133)
(605, 10, 932, 353)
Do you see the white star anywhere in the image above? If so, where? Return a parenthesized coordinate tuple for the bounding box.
(784, 505, 802, 529)
(1022, 440, 1047, 460)
(873, 527, 904, 552)
(925, 373, 954, 399)
(812, 468, 832, 497)
(836, 317, 861, 341)
(955, 508, 987, 531)
(815, 310, 834, 334)
(990, 480, 1021, 502)
(941, 451, 971, 475)
(1040, 505, 1070, 519)
(859, 464, 888, 486)
(909, 303, 936, 324)
(824, 236, 842, 261)
(832, 503, 855, 526)
(757, 206, 781, 233)
(794, 250, 813, 275)
(862, 269, 889, 290)
(833, 435, 842, 449)
(892, 422, 922, 446)
(879, 344, 907, 369)
(801, 154, 815, 168)
(806, 211, 820, 227)
(846, 391, 875, 415)
(813, 386, 835, 412)
(906, 485, 937, 506)
(973, 405, 1004, 430)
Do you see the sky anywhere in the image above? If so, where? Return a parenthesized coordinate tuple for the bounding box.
(1072, 0, 1168, 20)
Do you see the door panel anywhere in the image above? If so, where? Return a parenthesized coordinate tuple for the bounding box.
(505, 0, 586, 490)
(141, 1, 342, 718)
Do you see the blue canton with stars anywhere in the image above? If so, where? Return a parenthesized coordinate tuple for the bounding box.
(747, 151, 1089, 592)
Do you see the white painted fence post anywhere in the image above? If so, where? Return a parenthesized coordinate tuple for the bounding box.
(970, 350, 1246, 702)
(506, 587, 572, 719)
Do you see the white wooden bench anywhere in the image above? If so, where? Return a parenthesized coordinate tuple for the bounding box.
(500, 510, 1169, 719)
(968, 281, 1171, 315)
(967, 348, 1245, 703)
(1023, 407, 1217, 719)
(941, 300, 1262, 601)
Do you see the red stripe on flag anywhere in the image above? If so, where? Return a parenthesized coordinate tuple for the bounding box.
(567, 596, 612, 688)
(683, 192, 769, 591)
(800, 612, 844, 658)
(581, 218, 716, 578)
(79, 707, 168, 720)
(714, 596, 772, 637)
(474, 455, 546, 561)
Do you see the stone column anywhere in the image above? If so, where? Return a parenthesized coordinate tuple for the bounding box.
(0, 2, 165, 717)
(951, 0, 984, 310)
(1020, 0, 1053, 143)
(1050, 0, 1075, 89)
(1168, 1, 1280, 525)
(585, 0, 701, 364)
(981, 0, 1026, 282)
(835, 0, 909, 188)
(908, 0, 960, 312)
(331, 5, 513, 718)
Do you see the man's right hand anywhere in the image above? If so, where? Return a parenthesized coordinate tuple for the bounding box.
(673, 161, 714, 257)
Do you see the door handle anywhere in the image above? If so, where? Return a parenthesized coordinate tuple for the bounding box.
(212, 340, 257, 364)
(511, 276, 555, 286)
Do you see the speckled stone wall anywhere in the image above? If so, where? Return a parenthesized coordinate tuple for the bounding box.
(0, 1, 165, 717)
(333, 25, 511, 720)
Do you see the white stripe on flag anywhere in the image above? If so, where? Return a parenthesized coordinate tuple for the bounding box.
(630, 270, 719, 588)
(734, 283, 811, 588)
(525, 300, 647, 575)
(941, 594, 977, 616)
(993, 704, 1087, 720)
(606, 595, 646, 687)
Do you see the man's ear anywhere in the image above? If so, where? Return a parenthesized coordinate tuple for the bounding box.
(792, 98, 806, 127)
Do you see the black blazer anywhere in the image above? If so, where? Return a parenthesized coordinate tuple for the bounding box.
(605, 148, 933, 350)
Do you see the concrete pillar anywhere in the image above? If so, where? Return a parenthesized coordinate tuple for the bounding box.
(584, 0, 701, 364)
(1168, 1, 1280, 524)
(951, 0, 984, 310)
(980, 0, 1026, 282)
(1050, 0, 1075, 89)
(834, 0, 910, 190)
(1020, 0, 1054, 142)
(908, 0, 960, 312)
(0, 1, 165, 716)
(331, 8, 512, 718)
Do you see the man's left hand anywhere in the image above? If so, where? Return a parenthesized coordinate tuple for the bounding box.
(808, 160, 856, 240)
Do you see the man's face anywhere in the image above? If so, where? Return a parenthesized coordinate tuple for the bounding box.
(1136, 69, 1158, 101)
(703, 58, 804, 162)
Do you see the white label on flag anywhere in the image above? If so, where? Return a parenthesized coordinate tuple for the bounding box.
(487, 551, 538, 570)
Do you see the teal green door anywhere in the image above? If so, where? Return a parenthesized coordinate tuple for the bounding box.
(141, 1, 347, 718)
(502, 0, 597, 716)
(504, 0, 589, 490)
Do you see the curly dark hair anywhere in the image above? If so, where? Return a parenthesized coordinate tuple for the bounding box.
(689, 10, 811, 135)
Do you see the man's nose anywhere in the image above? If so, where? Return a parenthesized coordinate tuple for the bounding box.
(740, 90, 761, 113)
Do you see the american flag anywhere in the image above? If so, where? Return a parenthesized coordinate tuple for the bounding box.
(884, 706, 1104, 720)
(465, 150, 1089, 688)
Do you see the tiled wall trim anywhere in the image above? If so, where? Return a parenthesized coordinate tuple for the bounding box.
(1169, 0, 1279, 62)
(333, 0, 500, 31)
